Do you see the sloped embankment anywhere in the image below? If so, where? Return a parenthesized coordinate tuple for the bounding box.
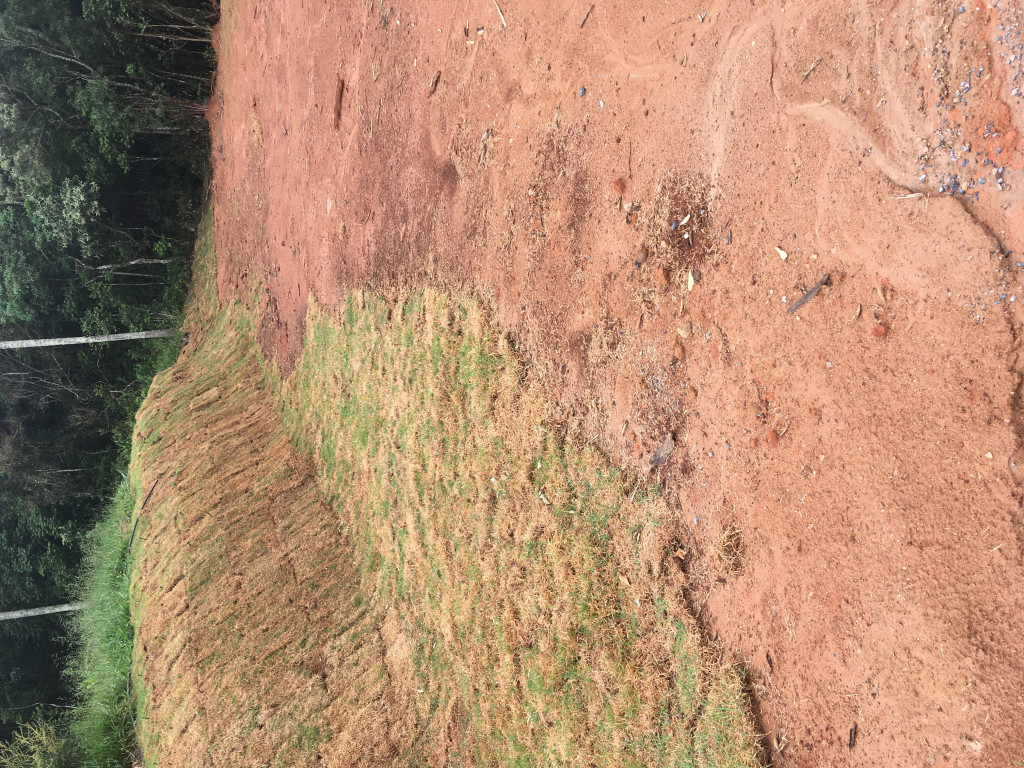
(130, 306, 416, 766)
(129, 274, 759, 766)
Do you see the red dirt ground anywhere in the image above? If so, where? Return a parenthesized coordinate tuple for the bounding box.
(207, 0, 1024, 765)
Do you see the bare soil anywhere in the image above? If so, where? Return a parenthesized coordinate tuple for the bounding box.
(208, 0, 1024, 765)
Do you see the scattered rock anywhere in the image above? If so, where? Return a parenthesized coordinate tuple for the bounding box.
(635, 244, 650, 268)
(766, 429, 780, 447)
(649, 435, 675, 466)
(612, 177, 627, 195)
(687, 267, 702, 291)
(672, 338, 685, 362)
(776, 246, 788, 260)
(677, 322, 691, 338)
(872, 323, 888, 338)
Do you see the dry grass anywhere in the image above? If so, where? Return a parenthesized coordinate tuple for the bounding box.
(127, 224, 760, 766)
(272, 288, 760, 767)
(641, 173, 719, 289)
(710, 525, 745, 579)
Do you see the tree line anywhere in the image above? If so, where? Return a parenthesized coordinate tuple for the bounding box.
(0, 0, 215, 742)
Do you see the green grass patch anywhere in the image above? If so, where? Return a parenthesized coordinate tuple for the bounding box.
(66, 479, 139, 768)
(266, 289, 761, 767)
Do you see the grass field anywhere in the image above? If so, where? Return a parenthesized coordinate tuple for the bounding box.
(273, 291, 759, 766)
(123, 219, 760, 766)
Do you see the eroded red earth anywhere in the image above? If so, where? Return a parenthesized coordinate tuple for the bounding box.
(208, 0, 1024, 764)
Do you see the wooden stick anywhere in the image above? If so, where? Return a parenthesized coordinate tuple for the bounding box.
(802, 57, 821, 83)
(580, 3, 594, 28)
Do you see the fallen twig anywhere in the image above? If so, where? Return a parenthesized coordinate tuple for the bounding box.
(580, 3, 594, 28)
(787, 273, 830, 314)
(493, 0, 507, 28)
(802, 57, 821, 83)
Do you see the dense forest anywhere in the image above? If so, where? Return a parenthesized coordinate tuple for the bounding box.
(0, 0, 215, 745)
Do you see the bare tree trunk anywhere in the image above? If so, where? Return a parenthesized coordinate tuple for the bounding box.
(0, 603, 84, 622)
(0, 330, 175, 350)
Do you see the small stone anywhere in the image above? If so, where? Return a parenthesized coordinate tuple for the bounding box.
(776, 246, 788, 260)
(872, 323, 888, 338)
(688, 267, 702, 291)
(672, 338, 685, 361)
(612, 177, 627, 195)
(655, 266, 671, 286)
(677, 323, 692, 338)
(985, 452, 994, 459)
(635, 244, 650, 269)
(766, 429, 780, 447)
(649, 435, 675, 466)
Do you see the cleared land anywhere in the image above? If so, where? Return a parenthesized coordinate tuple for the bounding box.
(129, 224, 759, 766)
(206, 0, 1024, 762)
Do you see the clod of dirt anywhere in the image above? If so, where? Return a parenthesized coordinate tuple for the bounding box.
(872, 323, 888, 338)
(766, 429, 780, 447)
(635, 244, 650, 269)
(332, 76, 345, 129)
(649, 434, 675, 466)
(655, 266, 671, 286)
(672, 338, 685, 362)
(612, 177, 627, 195)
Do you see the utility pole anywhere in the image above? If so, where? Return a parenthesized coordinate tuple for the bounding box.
(0, 603, 84, 623)
(0, 330, 174, 350)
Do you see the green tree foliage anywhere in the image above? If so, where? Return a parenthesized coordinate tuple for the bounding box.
(0, 720, 77, 768)
(0, 0, 214, 742)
